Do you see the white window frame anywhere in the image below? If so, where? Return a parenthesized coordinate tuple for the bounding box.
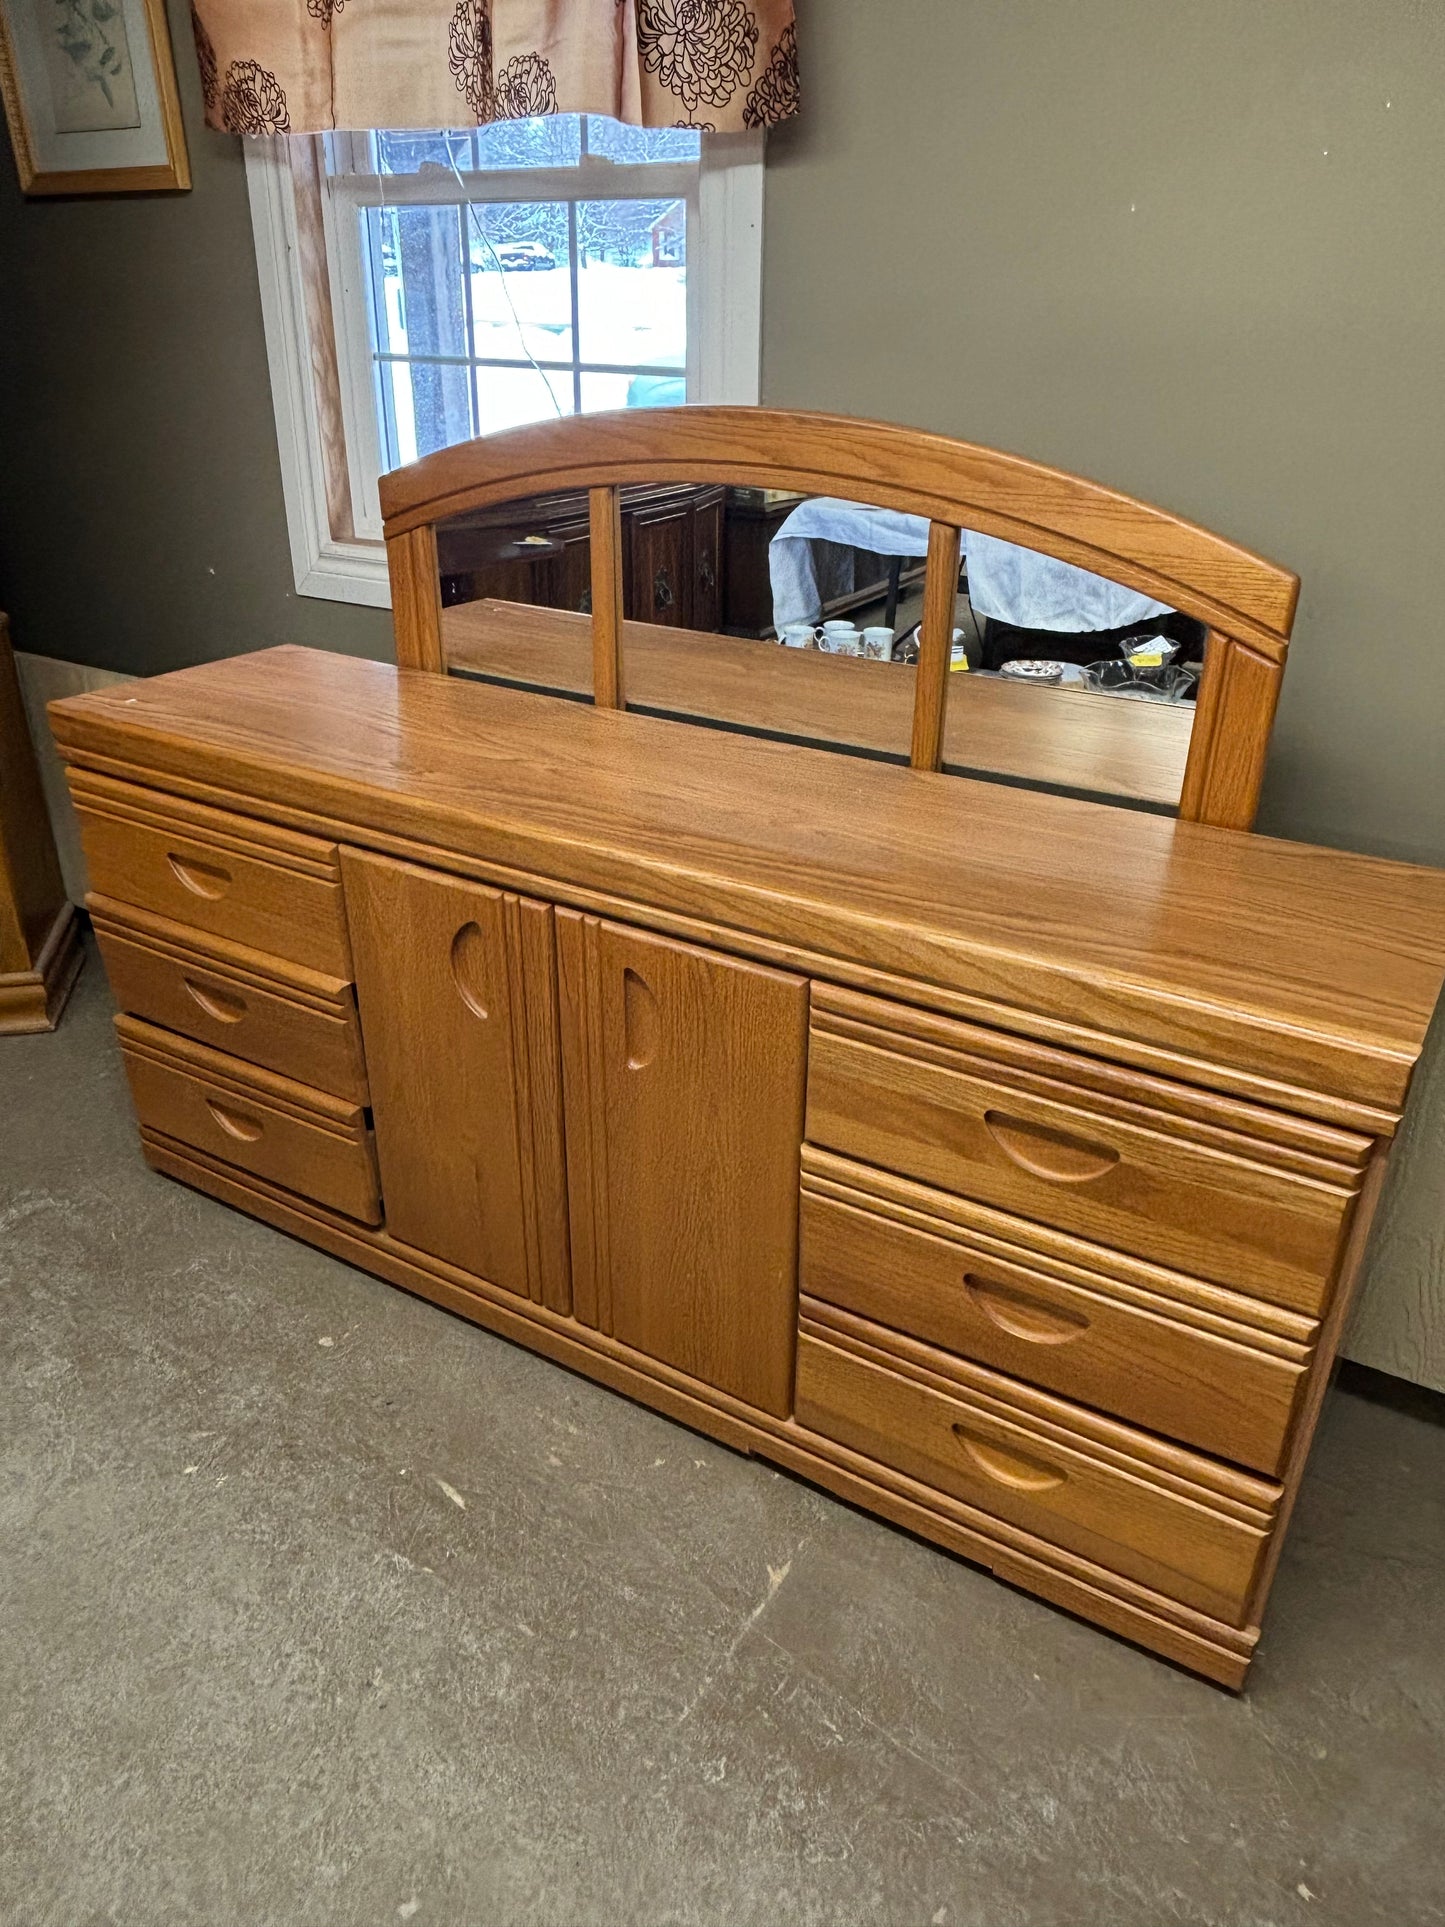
(245, 129, 765, 611)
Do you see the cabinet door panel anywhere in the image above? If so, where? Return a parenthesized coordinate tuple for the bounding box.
(628, 503, 692, 627)
(692, 490, 725, 634)
(549, 519, 593, 614)
(558, 914, 807, 1416)
(342, 850, 570, 1311)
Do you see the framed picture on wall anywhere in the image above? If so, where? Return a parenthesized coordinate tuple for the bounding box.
(0, 0, 188, 194)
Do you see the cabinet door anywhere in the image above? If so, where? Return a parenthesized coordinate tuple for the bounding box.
(341, 850, 570, 1312)
(627, 501, 692, 627)
(550, 520, 593, 614)
(691, 489, 725, 634)
(557, 915, 807, 1417)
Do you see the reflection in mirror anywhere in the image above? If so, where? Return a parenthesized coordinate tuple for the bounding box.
(440, 484, 932, 764)
(437, 493, 593, 625)
(438, 484, 1202, 814)
(761, 499, 1201, 809)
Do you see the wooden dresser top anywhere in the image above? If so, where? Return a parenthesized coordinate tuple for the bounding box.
(51, 644, 1445, 1123)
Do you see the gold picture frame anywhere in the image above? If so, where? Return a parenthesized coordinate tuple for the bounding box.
(0, 0, 188, 194)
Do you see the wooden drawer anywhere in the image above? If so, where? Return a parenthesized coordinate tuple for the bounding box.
(806, 988, 1370, 1316)
(796, 1304, 1279, 1625)
(801, 1150, 1316, 1475)
(70, 773, 351, 976)
(92, 897, 368, 1104)
(117, 1015, 380, 1224)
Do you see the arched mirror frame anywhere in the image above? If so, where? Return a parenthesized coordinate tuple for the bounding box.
(379, 407, 1299, 832)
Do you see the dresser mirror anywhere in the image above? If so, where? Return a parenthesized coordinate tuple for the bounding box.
(436, 488, 1209, 814)
(439, 481, 959, 778)
(392, 407, 1297, 831)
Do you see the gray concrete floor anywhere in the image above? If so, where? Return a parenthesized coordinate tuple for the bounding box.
(4, 943, 1444, 1927)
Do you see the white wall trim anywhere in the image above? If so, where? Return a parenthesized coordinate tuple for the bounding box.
(244, 140, 393, 610)
(696, 131, 765, 407)
(245, 129, 764, 611)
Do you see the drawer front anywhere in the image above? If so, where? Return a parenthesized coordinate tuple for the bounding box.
(93, 903, 367, 1103)
(73, 786, 350, 976)
(796, 1322, 1274, 1624)
(806, 1020, 1355, 1316)
(117, 1016, 379, 1224)
(800, 1169, 1313, 1475)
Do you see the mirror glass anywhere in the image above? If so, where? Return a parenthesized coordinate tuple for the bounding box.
(437, 494, 593, 641)
(438, 484, 929, 766)
(437, 489, 1202, 812)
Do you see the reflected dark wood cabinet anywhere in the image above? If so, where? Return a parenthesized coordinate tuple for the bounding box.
(437, 483, 906, 639)
(437, 483, 729, 631)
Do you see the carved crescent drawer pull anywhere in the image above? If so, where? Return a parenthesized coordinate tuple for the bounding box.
(951, 1425, 1066, 1492)
(184, 978, 247, 1024)
(167, 853, 231, 899)
(963, 1274, 1089, 1345)
(205, 1098, 264, 1142)
(450, 921, 490, 1020)
(623, 967, 659, 1070)
(982, 1110, 1120, 1184)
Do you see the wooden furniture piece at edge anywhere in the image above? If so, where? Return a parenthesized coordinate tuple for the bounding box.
(381, 406, 1300, 830)
(0, 614, 81, 1032)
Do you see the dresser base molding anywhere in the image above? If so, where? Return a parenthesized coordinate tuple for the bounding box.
(140, 1127, 1262, 1689)
(0, 900, 84, 1035)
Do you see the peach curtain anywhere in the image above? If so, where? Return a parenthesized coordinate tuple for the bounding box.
(190, 0, 798, 136)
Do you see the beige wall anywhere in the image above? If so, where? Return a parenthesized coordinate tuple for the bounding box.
(1, 0, 1442, 1382)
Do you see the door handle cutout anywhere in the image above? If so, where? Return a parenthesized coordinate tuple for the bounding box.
(623, 967, 659, 1070)
(167, 852, 231, 899)
(964, 1274, 1089, 1345)
(450, 921, 490, 1020)
(205, 1098, 263, 1142)
(982, 1111, 1120, 1184)
(951, 1425, 1065, 1492)
(184, 978, 247, 1024)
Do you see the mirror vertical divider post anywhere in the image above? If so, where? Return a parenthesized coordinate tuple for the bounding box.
(589, 486, 627, 710)
(1178, 628, 1286, 831)
(387, 525, 445, 673)
(910, 522, 964, 771)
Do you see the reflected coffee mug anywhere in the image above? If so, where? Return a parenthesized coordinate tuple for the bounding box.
(820, 621, 862, 655)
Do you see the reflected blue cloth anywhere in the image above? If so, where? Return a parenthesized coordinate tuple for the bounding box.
(768, 498, 1172, 633)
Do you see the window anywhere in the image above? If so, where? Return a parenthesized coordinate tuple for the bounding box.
(246, 118, 764, 608)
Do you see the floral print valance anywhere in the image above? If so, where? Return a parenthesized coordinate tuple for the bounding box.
(191, 0, 799, 137)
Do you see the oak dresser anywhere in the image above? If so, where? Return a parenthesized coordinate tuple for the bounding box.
(50, 410, 1445, 1687)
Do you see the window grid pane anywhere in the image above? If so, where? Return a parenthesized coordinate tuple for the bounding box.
(355, 140, 696, 464)
(374, 355, 688, 373)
